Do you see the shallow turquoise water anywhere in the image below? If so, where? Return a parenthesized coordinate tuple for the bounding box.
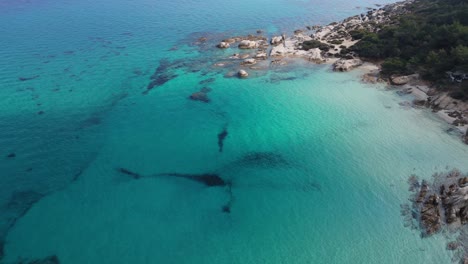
(1, 0, 468, 263)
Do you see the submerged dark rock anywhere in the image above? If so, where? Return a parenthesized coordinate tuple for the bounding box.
(143, 59, 180, 94)
(158, 173, 226, 187)
(6, 153, 16, 158)
(71, 170, 83, 182)
(116, 168, 141, 179)
(18, 75, 39, 82)
(144, 73, 178, 94)
(222, 205, 231, 213)
(0, 240, 3, 261)
(189, 92, 210, 103)
(217, 126, 228, 152)
(199, 78, 215, 85)
(23, 255, 60, 264)
(117, 168, 225, 187)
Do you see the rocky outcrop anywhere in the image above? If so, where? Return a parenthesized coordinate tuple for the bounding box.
(403, 170, 468, 261)
(238, 40, 258, 49)
(271, 36, 283, 45)
(254, 52, 267, 60)
(309, 1, 414, 56)
(216, 42, 230, 49)
(242, 58, 257, 65)
(238, 70, 249, 78)
(332, 58, 363, 72)
(308, 48, 325, 63)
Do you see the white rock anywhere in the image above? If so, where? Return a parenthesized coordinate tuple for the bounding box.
(243, 58, 257, 65)
(238, 69, 249, 78)
(238, 40, 258, 49)
(271, 36, 283, 45)
(216, 42, 230, 49)
(254, 52, 267, 60)
(332, 58, 363, 71)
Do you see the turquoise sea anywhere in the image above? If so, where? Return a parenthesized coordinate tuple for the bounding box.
(1, 0, 468, 263)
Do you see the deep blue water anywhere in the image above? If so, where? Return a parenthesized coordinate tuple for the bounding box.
(1, 0, 468, 263)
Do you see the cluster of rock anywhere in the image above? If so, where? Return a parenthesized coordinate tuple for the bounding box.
(310, 0, 414, 56)
(404, 170, 468, 262)
(215, 1, 415, 72)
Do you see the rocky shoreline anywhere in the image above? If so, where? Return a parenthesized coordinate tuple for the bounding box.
(211, 0, 468, 144)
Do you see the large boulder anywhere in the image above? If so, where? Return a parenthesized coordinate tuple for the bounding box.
(390, 75, 410, 85)
(216, 42, 230, 49)
(271, 36, 283, 45)
(332, 58, 363, 72)
(308, 48, 324, 63)
(238, 70, 249, 78)
(238, 40, 258, 49)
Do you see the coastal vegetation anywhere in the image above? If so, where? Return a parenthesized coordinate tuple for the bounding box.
(349, 0, 468, 100)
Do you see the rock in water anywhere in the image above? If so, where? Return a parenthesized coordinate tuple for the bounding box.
(217, 127, 228, 152)
(216, 42, 230, 49)
(332, 59, 363, 72)
(238, 40, 258, 49)
(271, 36, 283, 45)
(238, 70, 248, 78)
(242, 58, 257, 65)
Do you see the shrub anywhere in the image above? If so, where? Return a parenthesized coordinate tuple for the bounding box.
(301, 40, 330, 51)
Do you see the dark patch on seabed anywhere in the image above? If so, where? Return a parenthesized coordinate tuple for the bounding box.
(117, 167, 141, 179)
(18, 75, 39, 82)
(143, 58, 178, 94)
(158, 173, 227, 187)
(217, 126, 228, 152)
(0, 190, 46, 262)
(116, 168, 226, 187)
(15, 255, 60, 264)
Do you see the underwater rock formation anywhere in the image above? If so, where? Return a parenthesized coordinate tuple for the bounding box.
(116, 168, 141, 179)
(217, 126, 228, 152)
(19, 255, 60, 264)
(18, 75, 39, 82)
(189, 91, 210, 103)
(189, 87, 212, 103)
(143, 59, 179, 94)
(222, 182, 234, 214)
(116, 168, 226, 187)
(156, 173, 227, 187)
(0, 241, 3, 260)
